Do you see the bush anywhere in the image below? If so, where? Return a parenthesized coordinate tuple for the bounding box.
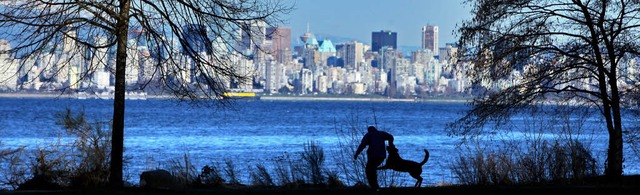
(11, 108, 112, 190)
(0, 145, 28, 190)
(194, 165, 225, 187)
(56, 108, 112, 188)
(451, 104, 601, 185)
(301, 141, 325, 185)
(250, 164, 274, 187)
(163, 152, 197, 188)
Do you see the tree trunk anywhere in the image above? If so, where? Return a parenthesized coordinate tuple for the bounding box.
(607, 77, 624, 180)
(607, 122, 624, 181)
(109, 0, 131, 188)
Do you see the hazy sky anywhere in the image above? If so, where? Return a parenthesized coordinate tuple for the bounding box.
(283, 0, 473, 47)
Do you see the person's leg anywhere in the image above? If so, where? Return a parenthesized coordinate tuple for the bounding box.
(366, 157, 385, 189)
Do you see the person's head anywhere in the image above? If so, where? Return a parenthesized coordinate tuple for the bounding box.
(367, 126, 378, 132)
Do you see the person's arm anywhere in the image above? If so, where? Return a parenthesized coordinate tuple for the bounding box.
(354, 135, 368, 159)
(385, 132, 395, 147)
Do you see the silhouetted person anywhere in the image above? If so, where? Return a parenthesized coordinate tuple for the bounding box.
(354, 126, 394, 190)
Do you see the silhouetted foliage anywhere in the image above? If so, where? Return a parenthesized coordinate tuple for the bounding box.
(0, 0, 291, 188)
(453, 0, 640, 180)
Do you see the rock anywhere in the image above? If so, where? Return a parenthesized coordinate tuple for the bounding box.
(140, 169, 181, 189)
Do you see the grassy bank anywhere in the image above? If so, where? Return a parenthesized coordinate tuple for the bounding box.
(3, 178, 640, 195)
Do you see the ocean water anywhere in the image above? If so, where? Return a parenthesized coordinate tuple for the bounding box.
(0, 97, 637, 187)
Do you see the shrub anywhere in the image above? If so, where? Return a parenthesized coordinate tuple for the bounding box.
(250, 164, 274, 186)
(0, 145, 28, 190)
(452, 138, 599, 185)
(10, 108, 113, 189)
(56, 108, 112, 188)
(301, 140, 325, 185)
(194, 165, 225, 187)
(163, 152, 197, 187)
(223, 158, 241, 186)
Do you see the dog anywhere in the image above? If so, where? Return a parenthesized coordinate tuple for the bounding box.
(377, 145, 429, 187)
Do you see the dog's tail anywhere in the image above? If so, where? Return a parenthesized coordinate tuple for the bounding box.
(419, 149, 429, 166)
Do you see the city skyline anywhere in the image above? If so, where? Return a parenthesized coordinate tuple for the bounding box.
(0, 0, 474, 97)
(284, 0, 471, 47)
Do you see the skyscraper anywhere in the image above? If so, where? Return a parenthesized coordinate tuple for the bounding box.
(0, 40, 16, 91)
(336, 41, 364, 69)
(182, 24, 212, 55)
(371, 30, 397, 53)
(266, 26, 291, 64)
(238, 20, 266, 55)
(421, 25, 438, 56)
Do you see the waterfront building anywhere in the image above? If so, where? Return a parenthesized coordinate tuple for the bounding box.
(69, 66, 79, 90)
(93, 71, 110, 90)
(316, 74, 328, 93)
(421, 25, 439, 56)
(54, 25, 81, 86)
(0, 40, 16, 91)
(231, 53, 254, 90)
(352, 82, 366, 95)
(300, 68, 313, 94)
(126, 39, 141, 85)
(138, 46, 156, 85)
(425, 58, 442, 91)
(373, 68, 388, 95)
(265, 62, 287, 94)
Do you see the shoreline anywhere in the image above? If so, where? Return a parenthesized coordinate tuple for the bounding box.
(0, 92, 472, 103)
(260, 95, 471, 103)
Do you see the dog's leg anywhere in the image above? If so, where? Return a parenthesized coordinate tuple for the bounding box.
(377, 165, 390, 170)
(410, 173, 423, 187)
(414, 177, 423, 187)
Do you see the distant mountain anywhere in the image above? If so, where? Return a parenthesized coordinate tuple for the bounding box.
(397, 45, 422, 57)
(291, 33, 366, 46)
(291, 33, 422, 57)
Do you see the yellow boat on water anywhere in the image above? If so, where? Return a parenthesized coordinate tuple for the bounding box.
(223, 92, 260, 100)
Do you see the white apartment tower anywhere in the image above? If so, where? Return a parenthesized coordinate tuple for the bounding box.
(91, 36, 111, 89)
(421, 25, 438, 56)
(0, 40, 16, 91)
(237, 20, 267, 55)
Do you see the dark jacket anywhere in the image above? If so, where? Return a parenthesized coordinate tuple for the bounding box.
(355, 126, 394, 159)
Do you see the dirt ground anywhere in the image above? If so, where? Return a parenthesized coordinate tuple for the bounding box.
(3, 175, 640, 195)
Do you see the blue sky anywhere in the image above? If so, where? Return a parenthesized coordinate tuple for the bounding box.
(283, 0, 472, 47)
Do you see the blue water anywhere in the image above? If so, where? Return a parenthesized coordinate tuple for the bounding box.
(0, 97, 637, 187)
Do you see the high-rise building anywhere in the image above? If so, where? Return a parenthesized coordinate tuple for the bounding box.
(0, 40, 16, 91)
(336, 41, 364, 69)
(90, 36, 111, 89)
(182, 24, 212, 55)
(266, 26, 291, 64)
(411, 49, 433, 65)
(371, 30, 397, 53)
(439, 43, 458, 64)
(421, 25, 438, 56)
(238, 20, 267, 55)
(317, 38, 336, 66)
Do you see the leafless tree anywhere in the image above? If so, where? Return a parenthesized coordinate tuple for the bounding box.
(0, 0, 291, 187)
(453, 0, 640, 181)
